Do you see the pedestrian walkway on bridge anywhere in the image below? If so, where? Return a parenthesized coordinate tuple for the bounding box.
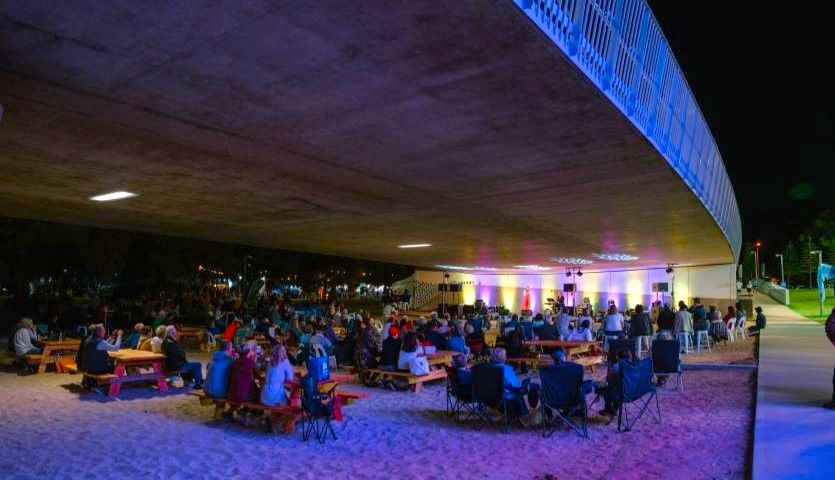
(752, 293, 835, 479)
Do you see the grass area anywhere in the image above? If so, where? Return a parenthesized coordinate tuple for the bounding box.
(787, 288, 835, 323)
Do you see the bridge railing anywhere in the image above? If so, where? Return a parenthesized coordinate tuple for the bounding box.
(515, 0, 741, 260)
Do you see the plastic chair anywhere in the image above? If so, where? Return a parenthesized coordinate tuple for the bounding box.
(634, 335, 651, 358)
(675, 331, 693, 353)
(735, 316, 747, 340)
(726, 319, 736, 342)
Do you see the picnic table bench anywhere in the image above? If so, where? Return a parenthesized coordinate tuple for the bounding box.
(365, 368, 447, 393)
(26, 339, 82, 374)
(82, 349, 168, 398)
(507, 354, 604, 373)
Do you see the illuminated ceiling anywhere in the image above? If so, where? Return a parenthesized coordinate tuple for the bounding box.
(0, 0, 734, 272)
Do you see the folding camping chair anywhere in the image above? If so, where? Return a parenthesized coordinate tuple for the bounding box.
(539, 364, 588, 438)
(299, 374, 338, 443)
(472, 364, 513, 433)
(445, 366, 477, 423)
(615, 357, 661, 432)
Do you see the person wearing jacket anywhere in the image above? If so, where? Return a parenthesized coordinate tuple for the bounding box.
(204, 341, 236, 398)
(161, 326, 203, 389)
(657, 304, 675, 334)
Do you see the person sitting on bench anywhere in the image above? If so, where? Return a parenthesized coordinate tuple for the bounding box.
(567, 320, 594, 342)
(260, 345, 294, 407)
(204, 341, 236, 398)
(81, 325, 122, 375)
(397, 331, 425, 371)
(536, 316, 559, 341)
(379, 326, 402, 372)
(150, 325, 166, 353)
(136, 326, 154, 351)
(161, 326, 204, 389)
(126, 323, 144, 349)
(13, 317, 41, 357)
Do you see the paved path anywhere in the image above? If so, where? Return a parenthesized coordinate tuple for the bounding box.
(752, 293, 834, 479)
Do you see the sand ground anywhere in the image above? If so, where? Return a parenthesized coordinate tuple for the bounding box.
(0, 346, 754, 480)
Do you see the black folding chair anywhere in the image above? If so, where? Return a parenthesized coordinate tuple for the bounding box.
(472, 364, 512, 433)
(445, 366, 477, 423)
(651, 338, 683, 393)
(616, 357, 661, 432)
(539, 364, 588, 438)
(299, 374, 338, 443)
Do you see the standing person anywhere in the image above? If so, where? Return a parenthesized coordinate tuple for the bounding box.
(824, 308, 835, 409)
(674, 301, 694, 335)
(657, 304, 675, 335)
(629, 304, 653, 350)
(603, 305, 624, 337)
(691, 298, 708, 332)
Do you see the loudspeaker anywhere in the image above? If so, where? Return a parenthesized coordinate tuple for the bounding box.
(437, 304, 459, 315)
(656, 282, 669, 292)
(438, 284, 448, 292)
(563, 284, 575, 292)
(449, 284, 461, 292)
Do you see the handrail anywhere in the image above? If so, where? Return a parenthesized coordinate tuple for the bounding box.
(514, 0, 742, 261)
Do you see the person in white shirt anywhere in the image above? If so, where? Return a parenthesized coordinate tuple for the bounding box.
(13, 318, 40, 357)
(567, 320, 594, 342)
(397, 331, 425, 371)
(556, 308, 572, 339)
(260, 345, 295, 407)
(150, 325, 166, 353)
(603, 305, 624, 336)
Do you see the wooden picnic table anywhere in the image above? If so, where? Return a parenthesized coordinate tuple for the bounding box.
(427, 350, 462, 366)
(33, 339, 82, 374)
(103, 349, 168, 397)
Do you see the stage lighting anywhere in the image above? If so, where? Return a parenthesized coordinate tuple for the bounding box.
(565, 269, 572, 277)
(576, 269, 583, 277)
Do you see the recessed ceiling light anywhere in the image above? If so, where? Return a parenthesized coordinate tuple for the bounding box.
(514, 265, 551, 271)
(90, 191, 138, 202)
(398, 243, 432, 249)
(592, 253, 640, 261)
(550, 257, 593, 265)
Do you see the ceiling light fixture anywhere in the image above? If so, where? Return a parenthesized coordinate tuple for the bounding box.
(593, 253, 640, 261)
(398, 243, 432, 249)
(550, 257, 593, 265)
(90, 191, 138, 202)
(514, 265, 551, 271)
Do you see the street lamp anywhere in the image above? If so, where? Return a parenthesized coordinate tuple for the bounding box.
(811, 250, 823, 316)
(775, 253, 785, 287)
(754, 241, 762, 279)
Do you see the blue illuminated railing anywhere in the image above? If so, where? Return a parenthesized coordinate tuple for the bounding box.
(515, 0, 742, 261)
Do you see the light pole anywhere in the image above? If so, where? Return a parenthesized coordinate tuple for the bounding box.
(811, 250, 823, 316)
(775, 253, 785, 287)
(754, 241, 762, 279)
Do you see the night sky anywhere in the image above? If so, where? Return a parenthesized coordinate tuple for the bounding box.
(648, 1, 835, 249)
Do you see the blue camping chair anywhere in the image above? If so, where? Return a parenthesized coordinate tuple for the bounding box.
(445, 366, 477, 423)
(539, 363, 588, 438)
(615, 357, 661, 432)
(651, 338, 683, 393)
(472, 364, 514, 433)
(299, 374, 338, 443)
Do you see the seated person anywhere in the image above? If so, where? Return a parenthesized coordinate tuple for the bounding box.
(81, 325, 122, 374)
(453, 354, 472, 392)
(260, 345, 295, 407)
(464, 324, 482, 341)
(567, 320, 594, 342)
(126, 323, 144, 349)
(556, 309, 572, 339)
(222, 316, 243, 342)
(536, 317, 559, 341)
(311, 326, 333, 356)
(379, 326, 402, 371)
(228, 342, 258, 404)
(161, 326, 204, 389)
(13, 318, 41, 357)
(446, 326, 467, 355)
(489, 347, 529, 415)
(136, 326, 153, 351)
(150, 325, 167, 353)
(598, 348, 635, 416)
(754, 306, 767, 331)
(204, 341, 236, 398)
(397, 331, 425, 371)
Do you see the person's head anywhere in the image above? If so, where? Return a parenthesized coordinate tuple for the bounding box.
(465, 324, 475, 335)
(552, 347, 567, 363)
(450, 325, 461, 337)
(735, 302, 742, 310)
(694, 297, 702, 306)
(581, 319, 591, 330)
(453, 355, 467, 369)
(709, 305, 717, 313)
(20, 317, 34, 330)
(140, 326, 152, 336)
(155, 325, 167, 338)
(270, 345, 288, 366)
(402, 331, 418, 352)
(220, 340, 233, 354)
(165, 325, 178, 340)
(755, 306, 763, 313)
(635, 304, 644, 314)
(388, 325, 400, 339)
(678, 301, 687, 311)
(93, 324, 106, 338)
(607, 305, 617, 315)
(134, 322, 144, 333)
(491, 347, 507, 364)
